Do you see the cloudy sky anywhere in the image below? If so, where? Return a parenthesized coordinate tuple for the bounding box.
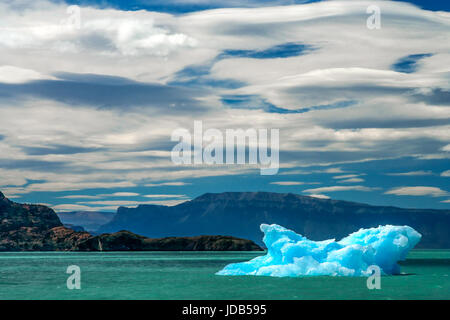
(0, 0, 449, 211)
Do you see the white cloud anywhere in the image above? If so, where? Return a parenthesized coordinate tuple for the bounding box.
(0, 1, 206, 82)
(204, 2, 450, 108)
(76, 199, 187, 206)
(82, 18, 197, 56)
(25, 181, 137, 193)
(387, 171, 434, 176)
(97, 192, 140, 197)
(308, 194, 330, 199)
(270, 181, 304, 186)
(0, 169, 28, 187)
(338, 178, 365, 183)
(0, 4, 196, 57)
(333, 174, 365, 183)
(52, 204, 94, 212)
(333, 174, 361, 179)
(143, 194, 187, 198)
(441, 170, 450, 177)
(385, 186, 448, 197)
(57, 195, 102, 199)
(145, 182, 191, 187)
(279, 169, 312, 175)
(303, 185, 375, 193)
(0, 65, 55, 83)
(323, 168, 346, 174)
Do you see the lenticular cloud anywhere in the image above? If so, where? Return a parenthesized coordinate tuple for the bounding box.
(217, 224, 421, 277)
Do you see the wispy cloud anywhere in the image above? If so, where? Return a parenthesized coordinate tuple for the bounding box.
(279, 169, 312, 175)
(143, 194, 187, 198)
(308, 194, 330, 199)
(322, 168, 346, 174)
(338, 178, 365, 183)
(303, 185, 375, 193)
(441, 170, 450, 177)
(333, 174, 361, 179)
(76, 199, 187, 206)
(145, 182, 192, 187)
(385, 186, 448, 197)
(333, 173, 365, 183)
(270, 181, 305, 186)
(387, 170, 434, 176)
(57, 195, 102, 199)
(97, 192, 140, 197)
(52, 204, 95, 212)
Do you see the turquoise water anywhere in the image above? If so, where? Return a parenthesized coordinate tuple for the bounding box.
(0, 250, 448, 300)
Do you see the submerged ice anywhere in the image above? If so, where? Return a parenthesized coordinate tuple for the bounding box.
(217, 224, 421, 277)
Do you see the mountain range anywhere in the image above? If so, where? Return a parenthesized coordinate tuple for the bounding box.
(57, 211, 115, 232)
(0, 191, 260, 251)
(98, 192, 450, 248)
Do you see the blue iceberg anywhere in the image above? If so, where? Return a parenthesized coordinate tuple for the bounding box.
(217, 224, 421, 277)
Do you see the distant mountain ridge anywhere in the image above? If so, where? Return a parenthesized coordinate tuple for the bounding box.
(0, 191, 261, 251)
(98, 192, 450, 248)
(57, 211, 115, 232)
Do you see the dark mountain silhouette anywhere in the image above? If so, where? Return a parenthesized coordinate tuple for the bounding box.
(98, 192, 450, 248)
(0, 191, 62, 232)
(0, 191, 90, 250)
(0, 191, 260, 251)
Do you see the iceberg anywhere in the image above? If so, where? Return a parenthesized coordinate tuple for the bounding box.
(217, 224, 421, 277)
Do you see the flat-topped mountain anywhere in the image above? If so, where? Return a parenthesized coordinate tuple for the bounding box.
(0, 192, 261, 251)
(99, 191, 450, 248)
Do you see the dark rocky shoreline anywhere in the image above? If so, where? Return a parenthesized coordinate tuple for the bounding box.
(0, 192, 262, 252)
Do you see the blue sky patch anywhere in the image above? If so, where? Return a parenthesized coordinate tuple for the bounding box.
(55, 0, 325, 14)
(169, 64, 245, 89)
(168, 43, 315, 89)
(392, 0, 450, 11)
(55, 1, 450, 14)
(221, 95, 356, 114)
(391, 53, 433, 73)
(220, 43, 314, 60)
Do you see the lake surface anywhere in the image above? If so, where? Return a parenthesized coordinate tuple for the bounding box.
(0, 250, 448, 300)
